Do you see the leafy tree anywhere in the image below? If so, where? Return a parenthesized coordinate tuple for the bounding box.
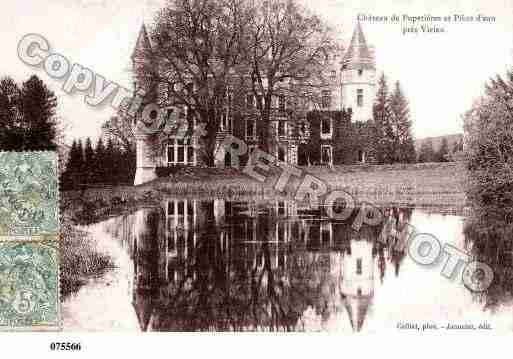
(418, 138, 436, 163)
(120, 148, 136, 184)
(448, 138, 464, 161)
(101, 114, 135, 153)
(0, 75, 58, 151)
(83, 137, 95, 184)
(388, 81, 416, 163)
(93, 138, 106, 184)
(61, 140, 76, 190)
(464, 68, 513, 217)
(75, 139, 84, 172)
(19, 75, 58, 150)
(61, 139, 85, 190)
(0, 77, 22, 149)
(452, 138, 463, 153)
(104, 138, 117, 184)
(437, 137, 449, 162)
(373, 73, 392, 164)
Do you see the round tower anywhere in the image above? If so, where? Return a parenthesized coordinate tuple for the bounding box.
(340, 22, 376, 122)
(134, 128, 157, 185)
(340, 230, 375, 332)
(132, 23, 158, 185)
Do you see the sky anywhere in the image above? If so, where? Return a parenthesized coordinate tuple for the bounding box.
(1, 0, 512, 144)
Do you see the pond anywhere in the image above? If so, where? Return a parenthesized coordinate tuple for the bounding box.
(61, 198, 513, 332)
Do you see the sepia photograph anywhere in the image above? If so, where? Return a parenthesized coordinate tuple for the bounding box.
(1, 0, 513, 345)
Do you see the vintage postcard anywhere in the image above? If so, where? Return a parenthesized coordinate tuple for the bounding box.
(1, 0, 513, 346)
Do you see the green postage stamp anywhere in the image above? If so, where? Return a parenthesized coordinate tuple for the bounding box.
(0, 151, 58, 239)
(0, 241, 59, 329)
(0, 152, 59, 330)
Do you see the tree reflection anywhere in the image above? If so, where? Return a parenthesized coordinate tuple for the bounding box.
(117, 200, 413, 331)
(463, 212, 513, 310)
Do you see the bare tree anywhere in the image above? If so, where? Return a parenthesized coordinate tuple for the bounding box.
(243, 0, 335, 152)
(136, 0, 248, 166)
(101, 113, 135, 153)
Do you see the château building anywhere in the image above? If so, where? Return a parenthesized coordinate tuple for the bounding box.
(132, 22, 377, 185)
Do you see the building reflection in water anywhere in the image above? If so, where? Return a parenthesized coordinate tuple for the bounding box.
(118, 199, 412, 332)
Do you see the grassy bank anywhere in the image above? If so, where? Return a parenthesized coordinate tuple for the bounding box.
(62, 162, 468, 211)
(305, 162, 466, 208)
(60, 220, 114, 297)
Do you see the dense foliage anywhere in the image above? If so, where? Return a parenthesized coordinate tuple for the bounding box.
(0, 75, 58, 151)
(373, 74, 416, 164)
(61, 137, 136, 190)
(464, 68, 513, 218)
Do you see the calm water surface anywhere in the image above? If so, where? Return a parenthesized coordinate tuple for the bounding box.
(62, 198, 513, 332)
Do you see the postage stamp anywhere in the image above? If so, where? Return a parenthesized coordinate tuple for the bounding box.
(0, 240, 59, 330)
(0, 152, 58, 240)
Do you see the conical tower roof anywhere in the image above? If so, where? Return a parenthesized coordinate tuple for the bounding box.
(344, 295, 372, 332)
(131, 23, 152, 60)
(342, 22, 374, 70)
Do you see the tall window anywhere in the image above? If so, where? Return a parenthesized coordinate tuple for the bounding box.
(356, 258, 362, 275)
(321, 117, 331, 135)
(246, 119, 256, 139)
(221, 112, 230, 131)
(278, 146, 286, 162)
(167, 138, 195, 165)
(177, 138, 185, 163)
(357, 89, 364, 107)
(227, 92, 233, 108)
(358, 150, 366, 163)
(277, 121, 286, 137)
(187, 146, 194, 164)
(321, 145, 332, 165)
(167, 139, 175, 163)
(246, 94, 254, 109)
(321, 90, 331, 109)
(278, 95, 286, 111)
(256, 95, 263, 109)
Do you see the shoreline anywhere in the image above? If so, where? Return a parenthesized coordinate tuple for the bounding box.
(63, 162, 468, 213)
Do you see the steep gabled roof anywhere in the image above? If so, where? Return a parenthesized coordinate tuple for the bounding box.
(341, 22, 374, 70)
(131, 23, 153, 60)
